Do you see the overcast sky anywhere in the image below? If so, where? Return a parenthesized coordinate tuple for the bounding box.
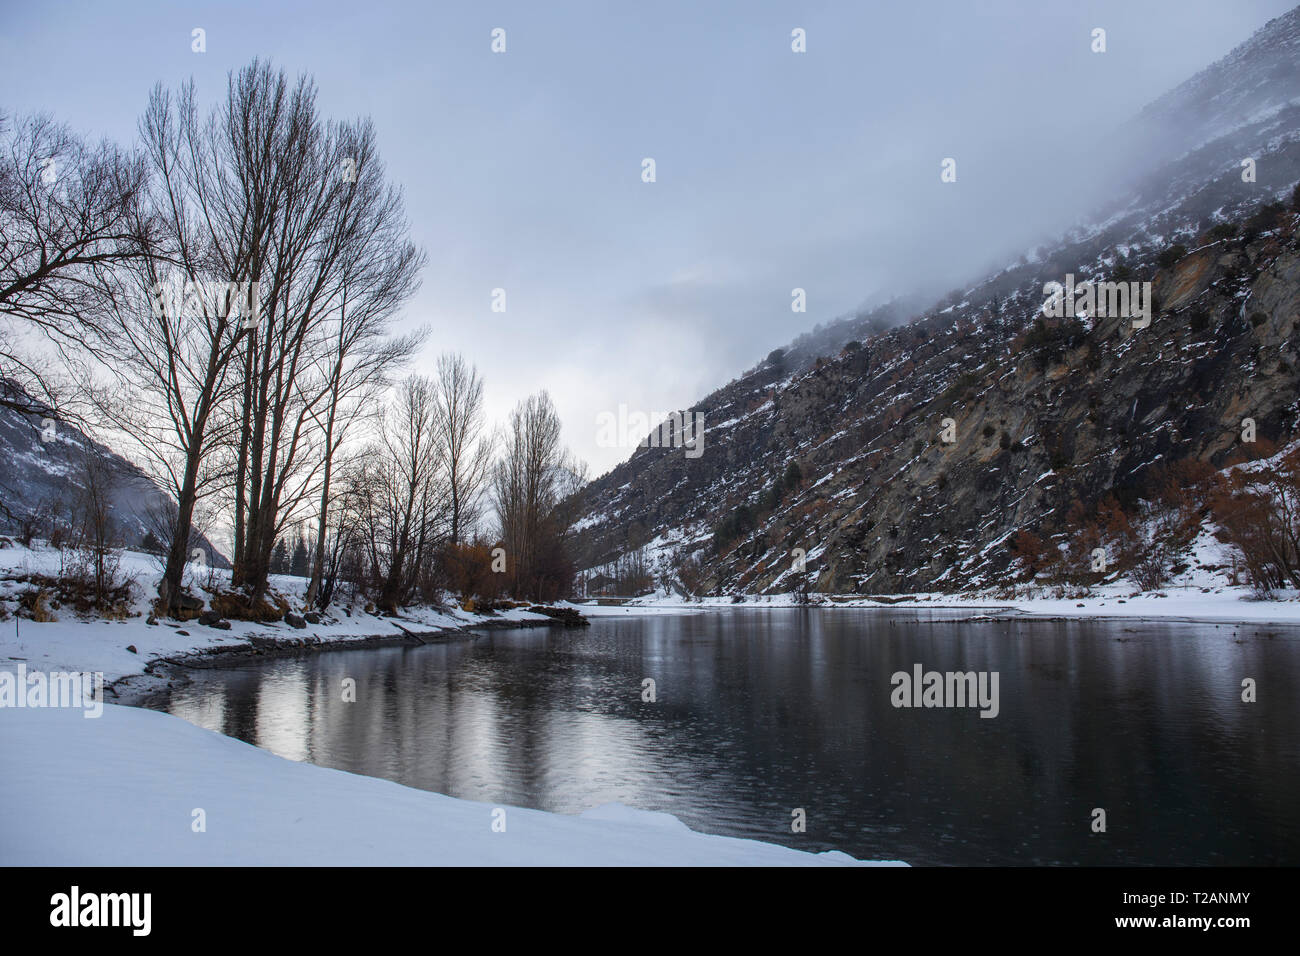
(2, 0, 1295, 474)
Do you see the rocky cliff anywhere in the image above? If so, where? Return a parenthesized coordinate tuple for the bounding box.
(569, 8, 1300, 595)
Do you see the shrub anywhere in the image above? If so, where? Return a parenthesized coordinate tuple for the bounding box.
(1130, 545, 1172, 591)
(1210, 447, 1300, 595)
(1245, 201, 1285, 236)
(1020, 317, 1086, 368)
(18, 589, 56, 622)
(943, 371, 981, 403)
(713, 503, 757, 551)
(1011, 530, 1049, 577)
(16, 510, 44, 547)
(442, 541, 502, 600)
(1156, 244, 1187, 269)
(210, 589, 289, 622)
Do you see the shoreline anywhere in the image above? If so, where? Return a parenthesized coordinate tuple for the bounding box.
(109, 615, 577, 708)
(8, 594, 1295, 868)
(584, 588, 1300, 629)
(1, 702, 900, 866)
(105, 593, 1300, 708)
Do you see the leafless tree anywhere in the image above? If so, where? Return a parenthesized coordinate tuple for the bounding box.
(432, 352, 493, 547)
(68, 441, 125, 608)
(85, 61, 422, 616)
(0, 110, 148, 416)
(357, 376, 447, 612)
(222, 63, 425, 604)
(492, 391, 585, 600)
(87, 76, 265, 615)
(301, 293, 425, 608)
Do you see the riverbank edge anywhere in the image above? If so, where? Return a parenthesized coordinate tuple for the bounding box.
(113, 595, 1300, 708)
(595, 589, 1300, 628)
(108, 615, 574, 708)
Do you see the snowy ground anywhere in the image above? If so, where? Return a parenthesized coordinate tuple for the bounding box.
(0, 542, 907, 865)
(5, 535, 1295, 867)
(0, 704, 900, 866)
(586, 584, 1300, 626)
(0, 541, 555, 685)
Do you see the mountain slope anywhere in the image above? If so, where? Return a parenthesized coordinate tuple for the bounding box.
(0, 383, 227, 565)
(569, 9, 1300, 596)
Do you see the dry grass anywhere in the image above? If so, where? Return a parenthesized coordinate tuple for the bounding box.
(210, 589, 290, 622)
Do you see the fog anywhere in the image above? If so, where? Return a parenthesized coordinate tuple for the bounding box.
(1, 0, 1294, 474)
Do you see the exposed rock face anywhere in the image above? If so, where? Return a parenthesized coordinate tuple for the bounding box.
(572, 216, 1300, 595)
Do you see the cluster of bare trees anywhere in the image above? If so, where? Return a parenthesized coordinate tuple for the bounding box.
(323, 374, 582, 611)
(2, 62, 586, 618)
(72, 62, 430, 616)
(492, 392, 587, 601)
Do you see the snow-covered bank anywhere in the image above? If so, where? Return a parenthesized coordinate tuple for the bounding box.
(584, 584, 1300, 627)
(0, 600, 548, 692)
(0, 704, 902, 866)
(0, 542, 562, 690)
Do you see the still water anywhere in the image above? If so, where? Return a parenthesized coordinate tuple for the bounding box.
(157, 608, 1300, 865)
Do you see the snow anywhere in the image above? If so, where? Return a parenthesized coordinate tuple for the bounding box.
(0, 541, 551, 685)
(0, 703, 901, 866)
(572, 586, 1300, 625)
(5, 524, 1298, 869)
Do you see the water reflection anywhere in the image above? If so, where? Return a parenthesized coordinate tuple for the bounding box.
(159, 609, 1300, 865)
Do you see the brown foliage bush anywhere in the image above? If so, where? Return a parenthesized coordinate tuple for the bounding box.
(442, 542, 503, 600)
(1210, 446, 1300, 595)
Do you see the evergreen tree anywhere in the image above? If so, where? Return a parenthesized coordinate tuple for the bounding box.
(270, 538, 289, 575)
(783, 460, 803, 491)
(290, 536, 309, 577)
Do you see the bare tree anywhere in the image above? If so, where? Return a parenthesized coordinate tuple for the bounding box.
(432, 352, 493, 546)
(0, 111, 148, 416)
(358, 376, 446, 612)
(492, 391, 584, 600)
(302, 294, 426, 608)
(223, 63, 425, 604)
(313, 457, 370, 608)
(68, 441, 125, 609)
(89, 77, 272, 615)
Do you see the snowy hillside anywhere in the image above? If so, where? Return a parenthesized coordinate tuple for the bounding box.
(0, 384, 226, 564)
(569, 11, 1300, 600)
